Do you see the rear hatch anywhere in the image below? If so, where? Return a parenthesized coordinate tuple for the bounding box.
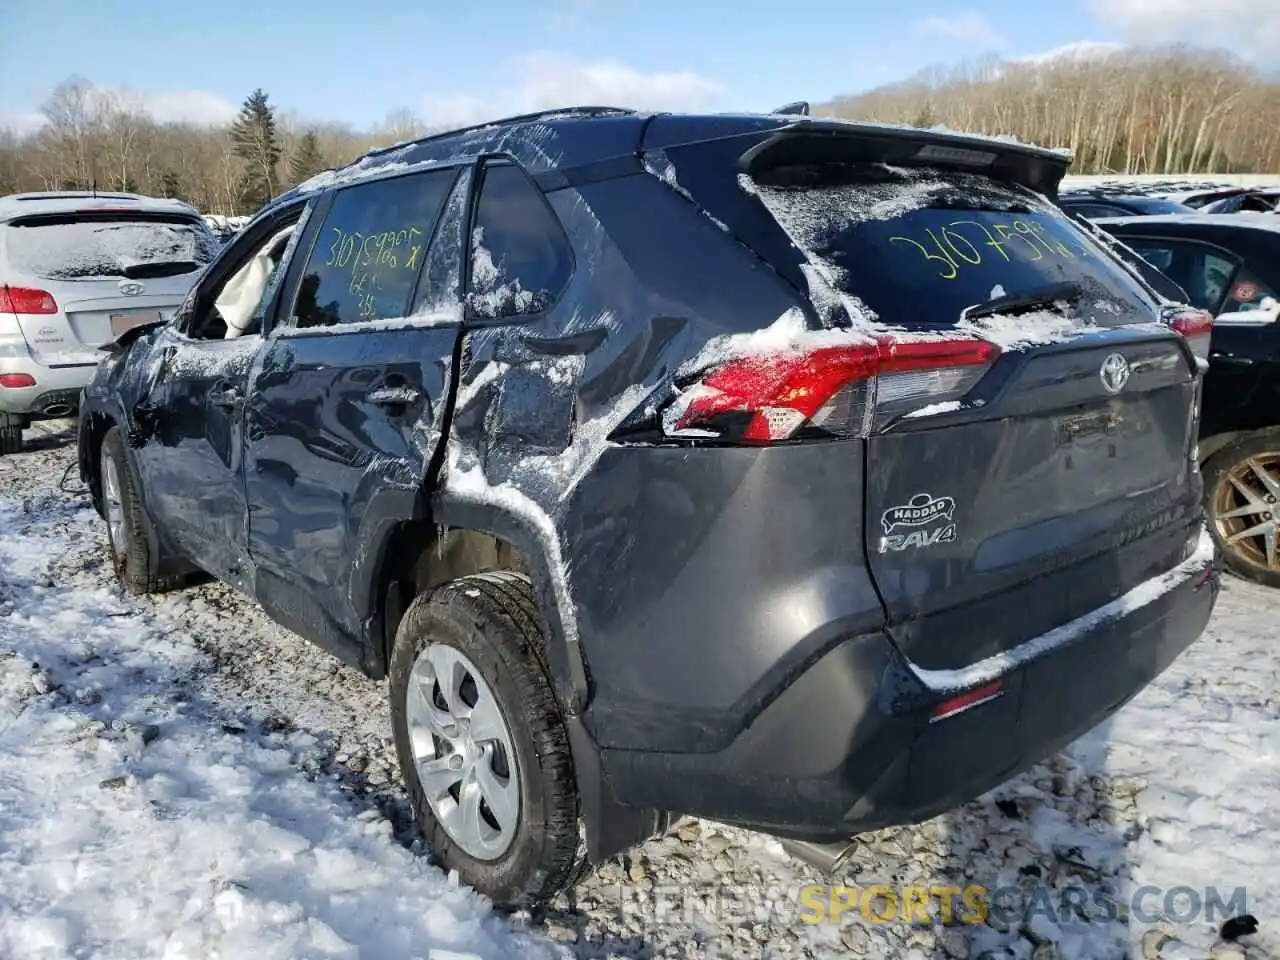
(2, 210, 215, 365)
(645, 121, 1209, 671)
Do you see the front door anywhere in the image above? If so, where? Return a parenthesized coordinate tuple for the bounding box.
(133, 200, 311, 587)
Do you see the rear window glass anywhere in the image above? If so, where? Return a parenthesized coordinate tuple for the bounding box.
(5, 213, 219, 280)
(1127, 197, 1195, 215)
(744, 163, 1155, 329)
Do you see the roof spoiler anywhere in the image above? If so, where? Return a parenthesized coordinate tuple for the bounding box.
(738, 118, 1072, 200)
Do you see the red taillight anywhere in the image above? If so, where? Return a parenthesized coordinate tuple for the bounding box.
(930, 680, 1004, 722)
(1165, 307, 1213, 361)
(1, 285, 58, 315)
(668, 335, 998, 444)
(0, 373, 36, 388)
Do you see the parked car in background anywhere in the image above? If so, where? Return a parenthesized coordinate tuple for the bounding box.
(1156, 185, 1279, 213)
(1, 191, 219, 454)
(77, 108, 1220, 907)
(1199, 188, 1280, 215)
(1059, 188, 1197, 220)
(202, 214, 252, 245)
(1096, 213, 1280, 587)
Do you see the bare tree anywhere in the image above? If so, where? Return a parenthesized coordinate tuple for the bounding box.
(820, 44, 1280, 174)
(4, 52, 1275, 215)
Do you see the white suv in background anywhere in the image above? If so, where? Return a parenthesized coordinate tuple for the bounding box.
(0, 191, 219, 454)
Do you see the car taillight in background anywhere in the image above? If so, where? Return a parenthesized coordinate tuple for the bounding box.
(0, 286, 58, 315)
(1164, 307, 1213, 362)
(664, 334, 999, 444)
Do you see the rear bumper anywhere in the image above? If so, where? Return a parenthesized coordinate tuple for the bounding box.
(0, 357, 96, 417)
(601, 528, 1219, 840)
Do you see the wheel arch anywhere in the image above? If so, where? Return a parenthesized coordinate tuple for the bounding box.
(365, 493, 669, 865)
(363, 496, 588, 709)
(1200, 425, 1280, 466)
(78, 408, 117, 517)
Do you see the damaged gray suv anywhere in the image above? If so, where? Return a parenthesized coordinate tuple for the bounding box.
(78, 106, 1220, 906)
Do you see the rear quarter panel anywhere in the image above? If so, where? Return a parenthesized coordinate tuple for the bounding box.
(439, 171, 887, 751)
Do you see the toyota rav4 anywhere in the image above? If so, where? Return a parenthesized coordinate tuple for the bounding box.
(77, 106, 1220, 907)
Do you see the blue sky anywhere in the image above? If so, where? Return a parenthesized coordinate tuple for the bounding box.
(0, 0, 1275, 134)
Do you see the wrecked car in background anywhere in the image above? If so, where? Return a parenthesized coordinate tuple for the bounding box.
(0, 191, 218, 454)
(1095, 213, 1280, 587)
(77, 107, 1220, 907)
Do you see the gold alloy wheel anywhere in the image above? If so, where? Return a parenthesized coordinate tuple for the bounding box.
(1212, 452, 1280, 575)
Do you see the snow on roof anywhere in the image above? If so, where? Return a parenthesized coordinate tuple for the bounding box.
(287, 110, 1076, 201)
(0, 191, 201, 223)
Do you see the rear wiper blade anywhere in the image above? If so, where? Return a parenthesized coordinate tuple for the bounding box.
(963, 281, 1083, 321)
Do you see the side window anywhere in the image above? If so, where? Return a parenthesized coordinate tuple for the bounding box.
(183, 208, 305, 341)
(291, 168, 458, 329)
(1070, 203, 1121, 220)
(1125, 239, 1240, 314)
(466, 164, 573, 319)
(409, 167, 472, 317)
(1220, 267, 1279, 313)
(1125, 240, 1174, 273)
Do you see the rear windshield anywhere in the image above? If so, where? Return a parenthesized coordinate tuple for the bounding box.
(744, 163, 1156, 329)
(5, 212, 219, 281)
(1125, 197, 1195, 215)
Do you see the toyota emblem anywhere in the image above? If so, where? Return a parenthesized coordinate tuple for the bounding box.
(118, 279, 145, 297)
(1099, 352, 1131, 394)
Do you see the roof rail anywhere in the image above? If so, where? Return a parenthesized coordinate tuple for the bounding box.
(364, 105, 638, 159)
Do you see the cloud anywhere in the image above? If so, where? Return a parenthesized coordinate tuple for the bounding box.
(912, 12, 1007, 48)
(0, 111, 48, 137)
(123, 90, 238, 126)
(1088, 0, 1280, 62)
(420, 53, 725, 130)
(1, 86, 237, 136)
(1015, 40, 1127, 64)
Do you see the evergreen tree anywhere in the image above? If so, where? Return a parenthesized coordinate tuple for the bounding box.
(159, 169, 183, 201)
(910, 103, 938, 129)
(288, 130, 326, 185)
(229, 88, 281, 212)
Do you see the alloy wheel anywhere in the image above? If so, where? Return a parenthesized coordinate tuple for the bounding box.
(101, 456, 126, 562)
(405, 643, 519, 860)
(1212, 452, 1280, 575)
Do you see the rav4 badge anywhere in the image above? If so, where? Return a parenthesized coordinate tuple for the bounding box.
(879, 493, 958, 554)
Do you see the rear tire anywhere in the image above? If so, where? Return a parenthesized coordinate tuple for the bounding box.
(0, 413, 22, 455)
(1202, 430, 1280, 589)
(389, 572, 586, 908)
(99, 426, 184, 594)
(0, 426, 21, 456)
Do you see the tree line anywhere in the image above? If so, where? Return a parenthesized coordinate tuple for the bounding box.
(0, 79, 433, 215)
(2, 45, 1277, 216)
(819, 45, 1280, 175)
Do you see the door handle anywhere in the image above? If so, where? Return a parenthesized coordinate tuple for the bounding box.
(367, 386, 421, 406)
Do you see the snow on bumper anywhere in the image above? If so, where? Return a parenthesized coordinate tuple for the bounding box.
(907, 526, 1218, 694)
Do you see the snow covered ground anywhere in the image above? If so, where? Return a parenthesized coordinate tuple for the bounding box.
(0, 422, 1275, 960)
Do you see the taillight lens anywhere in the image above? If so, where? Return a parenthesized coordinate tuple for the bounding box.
(665, 334, 998, 444)
(1165, 307, 1213, 362)
(1, 285, 58, 315)
(0, 372, 36, 388)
